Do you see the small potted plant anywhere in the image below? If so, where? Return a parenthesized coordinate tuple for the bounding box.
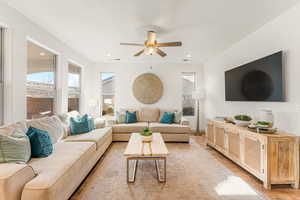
(140, 128, 153, 142)
(234, 115, 252, 127)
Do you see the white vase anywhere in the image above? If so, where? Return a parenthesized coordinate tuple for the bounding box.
(259, 109, 274, 126)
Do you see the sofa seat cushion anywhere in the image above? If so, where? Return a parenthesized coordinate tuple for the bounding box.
(23, 142, 96, 196)
(149, 123, 191, 134)
(112, 122, 148, 133)
(63, 127, 112, 149)
(0, 163, 36, 200)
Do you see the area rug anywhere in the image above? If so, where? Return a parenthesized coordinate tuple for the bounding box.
(71, 138, 266, 200)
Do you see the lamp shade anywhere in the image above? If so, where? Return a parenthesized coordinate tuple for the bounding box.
(192, 89, 206, 100)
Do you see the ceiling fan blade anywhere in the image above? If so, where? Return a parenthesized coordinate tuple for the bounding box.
(156, 42, 182, 47)
(134, 49, 145, 56)
(120, 43, 144, 46)
(156, 48, 167, 57)
(147, 31, 157, 45)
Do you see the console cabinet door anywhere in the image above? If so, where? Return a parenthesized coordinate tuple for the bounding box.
(206, 122, 214, 145)
(243, 133, 264, 178)
(227, 129, 240, 162)
(269, 137, 296, 184)
(215, 124, 226, 152)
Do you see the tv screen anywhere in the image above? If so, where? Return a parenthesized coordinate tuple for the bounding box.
(225, 51, 284, 102)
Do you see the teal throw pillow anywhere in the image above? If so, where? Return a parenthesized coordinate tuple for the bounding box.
(0, 127, 31, 163)
(26, 126, 53, 158)
(70, 114, 90, 135)
(125, 111, 137, 123)
(87, 116, 95, 131)
(160, 112, 175, 124)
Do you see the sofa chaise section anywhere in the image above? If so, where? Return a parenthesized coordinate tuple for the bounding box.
(21, 142, 97, 200)
(0, 164, 36, 200)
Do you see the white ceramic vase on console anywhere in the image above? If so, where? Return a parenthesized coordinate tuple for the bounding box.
(259, 109, 274, 126)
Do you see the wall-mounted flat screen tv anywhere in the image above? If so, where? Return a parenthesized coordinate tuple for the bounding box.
(225, 51, 284, 102)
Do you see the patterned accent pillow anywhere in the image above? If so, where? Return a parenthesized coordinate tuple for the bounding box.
(0, 127, 31, 163)
(26, 126, 53, 158)
(70, 114, 90, 135)
(160, 112, 175, 124)
(125, 111, 137, 124)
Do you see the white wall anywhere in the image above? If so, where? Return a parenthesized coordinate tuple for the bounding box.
(0, 1, 93, 124)
(204, 3, 300, 134)
(93, 62, 204, 131)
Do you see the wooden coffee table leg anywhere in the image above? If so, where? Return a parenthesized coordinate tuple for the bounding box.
(127, 158, 138, 183)
(155, 157, 166, 183)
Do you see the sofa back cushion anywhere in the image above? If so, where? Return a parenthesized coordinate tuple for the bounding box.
(26, 116, 65, 144)
(139, 107, 160, 122)
(159, 109, 177, 121)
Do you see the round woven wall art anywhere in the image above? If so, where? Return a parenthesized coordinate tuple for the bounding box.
(133, 73, 163, 104)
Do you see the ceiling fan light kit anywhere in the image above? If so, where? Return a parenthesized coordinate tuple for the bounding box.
(120, 31, 182, 57)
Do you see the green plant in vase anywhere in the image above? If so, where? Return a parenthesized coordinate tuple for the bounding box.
(140, 128, 153, 142)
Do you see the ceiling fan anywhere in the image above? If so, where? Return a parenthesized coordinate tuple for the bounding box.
(120, 31, 182, 57)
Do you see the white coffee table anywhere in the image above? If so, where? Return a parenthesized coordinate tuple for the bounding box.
(124, 133, 169, 183)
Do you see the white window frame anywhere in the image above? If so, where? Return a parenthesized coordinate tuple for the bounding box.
(182, 72, 196, 117)
(26, 39, 59, 119)
(67, 61, 82, 113)
(100, 72, 115, 117)
(0, 27, 4, 125)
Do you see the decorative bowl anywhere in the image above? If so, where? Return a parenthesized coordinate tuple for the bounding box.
(234, 120, 251, 127)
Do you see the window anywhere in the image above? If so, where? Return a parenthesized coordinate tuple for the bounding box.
(101, 73, 115, 116)
(182, 72, 196, 116)
(26, 42, 57, 119)
(0, 28, 4, 125)
(68, 63, 81, 112)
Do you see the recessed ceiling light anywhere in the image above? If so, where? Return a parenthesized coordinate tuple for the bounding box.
(40, 52, 46, 56)
(186, 54, 192, 58)
(106, 53, 111, 57)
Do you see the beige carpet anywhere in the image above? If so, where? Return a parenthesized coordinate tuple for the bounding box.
(71, 138, 266, 200)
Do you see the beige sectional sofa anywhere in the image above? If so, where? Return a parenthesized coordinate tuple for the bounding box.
(0, 111, 112, 200)
(109, 107, 191, 142)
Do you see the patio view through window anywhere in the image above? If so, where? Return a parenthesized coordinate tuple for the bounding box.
(182, 72, 196, 116)
(0, 28, 3, 125)
(26, 42, 56, 119)
(101, 73, 115, 116)
(68, 63, 81, 112)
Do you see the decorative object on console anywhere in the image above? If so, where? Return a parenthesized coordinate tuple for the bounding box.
(233, 115, 252, 127)
(133, 73, 163, 104)
(259, 109, 274, 126)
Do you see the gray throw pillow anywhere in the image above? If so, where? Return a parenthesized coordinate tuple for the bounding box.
(116, 111, 126, 124)
(174, 111, 182, 124)
(0, 127, 31, 164)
